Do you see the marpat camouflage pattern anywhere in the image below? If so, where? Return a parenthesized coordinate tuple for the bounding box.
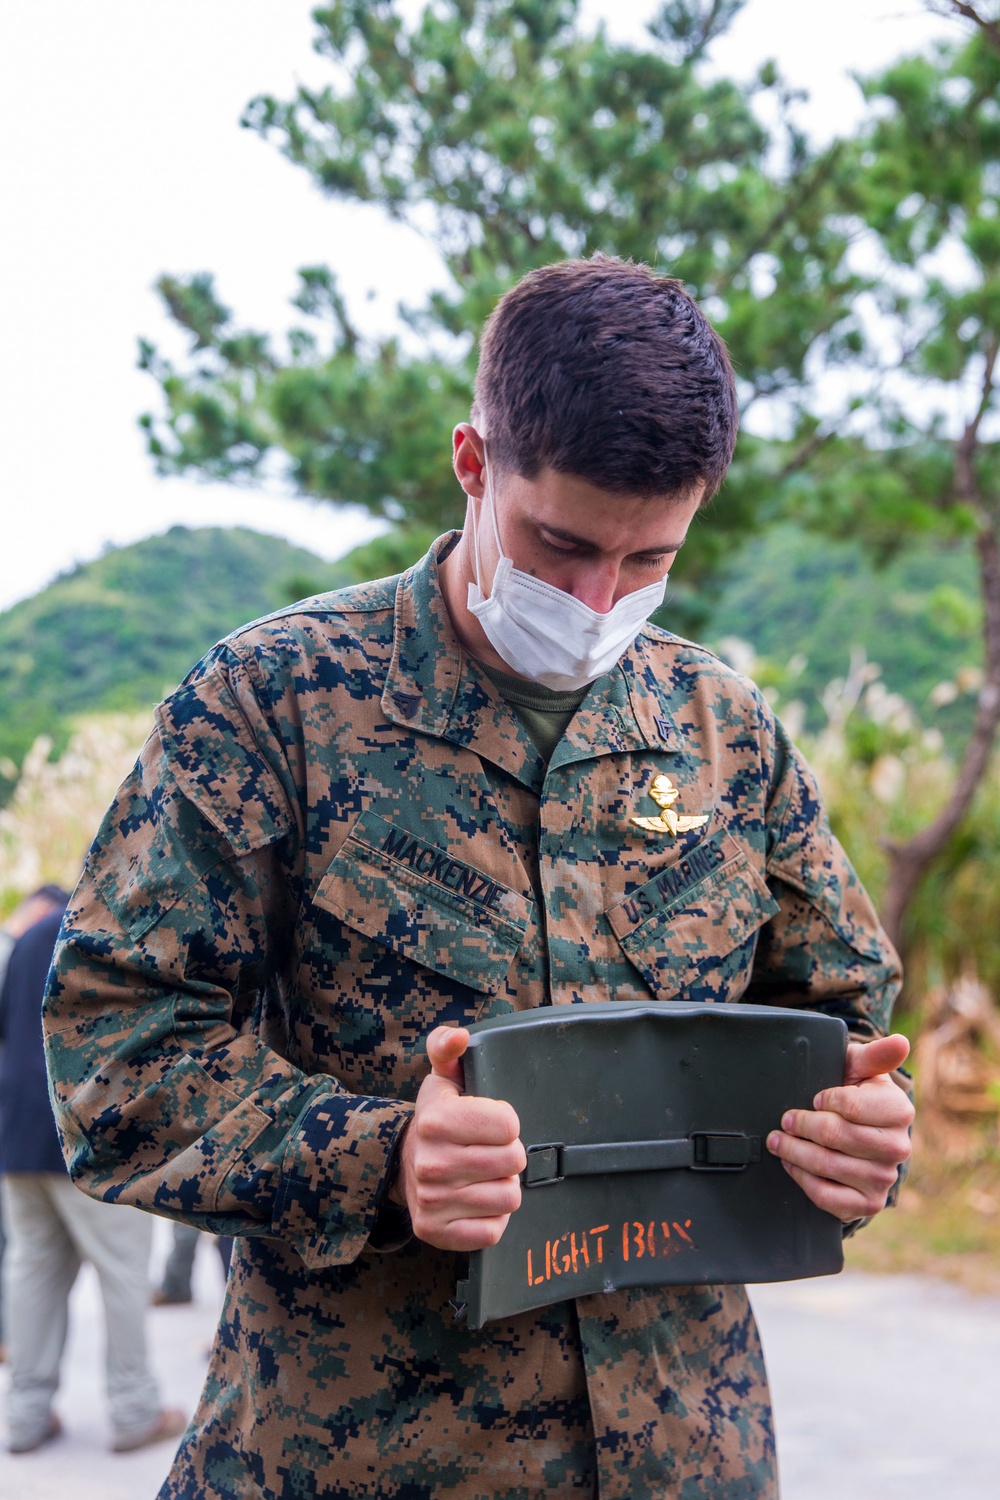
(44, 533, 901, 1498)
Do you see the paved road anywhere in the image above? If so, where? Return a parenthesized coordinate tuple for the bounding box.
(1, 1230, 998, 1498)
(0, 1222, 224, 1500)
(750, 1273, 1000, 1499)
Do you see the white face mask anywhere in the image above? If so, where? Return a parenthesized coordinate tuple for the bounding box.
(466, 450, 668, 692)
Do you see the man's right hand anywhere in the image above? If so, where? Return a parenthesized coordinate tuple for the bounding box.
(390, 1024, 526, 1251)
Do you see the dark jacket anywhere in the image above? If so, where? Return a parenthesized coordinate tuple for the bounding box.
(0, 906, 67, 1173)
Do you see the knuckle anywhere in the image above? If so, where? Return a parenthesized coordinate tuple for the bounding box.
(876, 1163, 898, 1192)
(501, 1180, 522, 1215)
(874, 1130, 910, 1167)
(821, 1115, 850, 1152)
(416, 1106, 451, 1143)
(481, 1217, 508, 1248)
(839, 1090, 867, 1125)
(411, 1181, 439, 1214)
(414, 1155, 449, 1186)
(409, 1206, 433, 1239)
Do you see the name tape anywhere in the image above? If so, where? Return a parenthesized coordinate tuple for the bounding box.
(380, 825, 505, 912)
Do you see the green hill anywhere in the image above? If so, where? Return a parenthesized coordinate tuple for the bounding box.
(0, 525, 346, 797)
(700, 524, 982, 744)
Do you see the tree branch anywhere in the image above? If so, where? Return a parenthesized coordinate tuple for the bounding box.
(778, 425, 837, 477)
(710, 142, 846, 300)
(928, 1, 1000, 56)
(955, 338, 999, 504)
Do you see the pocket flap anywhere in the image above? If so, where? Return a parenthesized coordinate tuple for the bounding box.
(155, 669, 294, 856)
(315, 811, 532, 996)
(606, 833, 779, 992)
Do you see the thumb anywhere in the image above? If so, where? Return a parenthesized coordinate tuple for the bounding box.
(844, 1032, 910, 1086)
(425, 1025, 470, 1091)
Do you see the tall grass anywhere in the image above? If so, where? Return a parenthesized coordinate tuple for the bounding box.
(0, 711, 151, 916)
(788, 655, 1000, 1006)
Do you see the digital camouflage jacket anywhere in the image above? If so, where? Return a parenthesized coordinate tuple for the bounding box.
(44, 534, 901, 1500)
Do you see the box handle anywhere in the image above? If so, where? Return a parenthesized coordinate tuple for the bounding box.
(523, 1132, 761, 1186)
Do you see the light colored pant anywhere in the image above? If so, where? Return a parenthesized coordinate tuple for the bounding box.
(1, 1173, 161, 1447)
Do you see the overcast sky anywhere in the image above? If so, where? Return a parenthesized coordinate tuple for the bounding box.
(0, 0, 959, 612)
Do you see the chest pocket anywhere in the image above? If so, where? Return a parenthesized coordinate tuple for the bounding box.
(605, 831, 779, 1003)
(314, 810, 532, 998)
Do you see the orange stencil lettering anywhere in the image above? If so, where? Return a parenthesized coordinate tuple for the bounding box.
(672, 1219, 694, 1245)
(527, 1248, 546, 1287)
(631, 1222, 646, 1259)
(590, 1226, 609, 1263)
(622, 1221, 630, 1262)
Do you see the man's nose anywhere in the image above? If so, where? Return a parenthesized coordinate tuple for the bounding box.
(570, 563, 620, 614)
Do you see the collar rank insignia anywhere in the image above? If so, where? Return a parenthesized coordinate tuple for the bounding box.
(631, 774, 709, 838)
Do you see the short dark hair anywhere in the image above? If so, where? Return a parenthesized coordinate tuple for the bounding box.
(472, 256, 738, 499)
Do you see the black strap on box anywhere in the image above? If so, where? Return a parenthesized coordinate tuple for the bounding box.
(522, 1131, 761, 1187)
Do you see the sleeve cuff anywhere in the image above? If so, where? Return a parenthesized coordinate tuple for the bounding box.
(271, 1090, 414, 1270)
(366, 1125, 413, 1252)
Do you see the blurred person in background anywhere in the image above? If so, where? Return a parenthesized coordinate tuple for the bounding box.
(152, 1223, 233, 1306)
(0, 890, 186, 1454)
(0, 885, 69, 1365)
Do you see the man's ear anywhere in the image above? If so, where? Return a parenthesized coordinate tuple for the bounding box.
(452, 424, 487, 498)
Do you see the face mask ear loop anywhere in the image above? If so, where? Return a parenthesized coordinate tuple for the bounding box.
(470, 444, 504, 600)
(482, 446, 505, 560)
(468, 481, 484, 596)
(467, 443, 488, 596)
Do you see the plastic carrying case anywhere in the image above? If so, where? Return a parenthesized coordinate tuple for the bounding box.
(454, 1002, 847, 1329)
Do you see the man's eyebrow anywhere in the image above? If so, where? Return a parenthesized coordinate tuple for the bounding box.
(540, 523, 685, 553)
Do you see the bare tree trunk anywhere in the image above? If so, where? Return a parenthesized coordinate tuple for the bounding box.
(881, 343, 1000, 973)
(883, 521, 1000, 960)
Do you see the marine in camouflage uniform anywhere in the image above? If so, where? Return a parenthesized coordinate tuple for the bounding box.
(43, 259, 909, 1497)
(43, 531, 900, 1498)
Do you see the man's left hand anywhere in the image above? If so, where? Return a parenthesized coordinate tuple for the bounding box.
(766, 1033, 914, 1222)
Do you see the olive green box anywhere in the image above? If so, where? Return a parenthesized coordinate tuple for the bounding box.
(455, 1002, 847, 1329)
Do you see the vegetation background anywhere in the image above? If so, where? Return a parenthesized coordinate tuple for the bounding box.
(2, 0, 998, 1283)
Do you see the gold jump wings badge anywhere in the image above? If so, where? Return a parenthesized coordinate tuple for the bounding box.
(630, 774, 709, 838)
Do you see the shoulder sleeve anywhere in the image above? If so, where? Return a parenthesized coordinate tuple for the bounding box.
(42, 646, 412, 1272)
(746, 716, 902, 1038)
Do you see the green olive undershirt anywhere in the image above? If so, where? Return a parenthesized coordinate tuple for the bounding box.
(480, 662, 590, 763)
